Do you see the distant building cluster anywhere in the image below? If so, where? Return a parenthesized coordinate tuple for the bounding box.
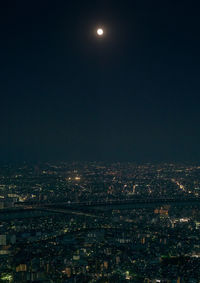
(0, 162, 199, 282)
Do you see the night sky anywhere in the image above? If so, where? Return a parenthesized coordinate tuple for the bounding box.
(1, 0, 200, 163)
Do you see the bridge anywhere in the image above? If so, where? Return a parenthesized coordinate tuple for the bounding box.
(0, 197, 199, 220)
(15, 197, 200, 210)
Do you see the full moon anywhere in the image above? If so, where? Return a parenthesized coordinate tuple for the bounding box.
(97, 28, 104, 36)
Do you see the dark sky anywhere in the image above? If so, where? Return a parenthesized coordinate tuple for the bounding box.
(1, 0, 200, 163)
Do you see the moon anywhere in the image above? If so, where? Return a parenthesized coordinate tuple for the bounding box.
(97, 28, 104, 36)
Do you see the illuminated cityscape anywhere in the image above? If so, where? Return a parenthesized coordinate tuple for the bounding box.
(0, 162, 199, 282)
(1, 0, 200, 282)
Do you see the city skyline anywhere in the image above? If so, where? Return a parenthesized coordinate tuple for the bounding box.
(0, 161, 199, 281)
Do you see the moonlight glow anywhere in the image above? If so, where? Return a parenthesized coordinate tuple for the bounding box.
(97, 28, 104, 36)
